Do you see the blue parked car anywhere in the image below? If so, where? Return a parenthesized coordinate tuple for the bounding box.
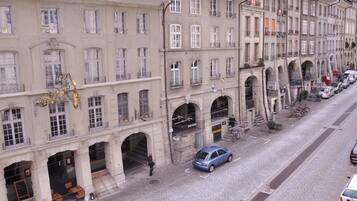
(192, 146, 233, 172)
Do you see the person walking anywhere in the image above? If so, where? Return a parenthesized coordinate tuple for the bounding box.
(147, 155, 155, 176)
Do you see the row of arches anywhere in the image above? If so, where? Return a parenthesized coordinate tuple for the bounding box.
(3, 132, 149, 201)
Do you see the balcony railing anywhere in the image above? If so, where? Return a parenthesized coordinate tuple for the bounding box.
(137, 71, 151, 78)
(246, 31, 251, 36)
(295, 30, 299, 35)
(48, 129, 75, 141)
(2, 137, 31, 150)
(288, 52, 293, 57)
(209, 10, 221, 17)
(84, 76, 106, 85)
(139, 111, 153, 121)
(294, 52, 299, 56)
(265, 30, 270, 36)
(190, 78, 202, 86)
(254, 32, 260, 37)
(210, 73, 221, 80)
(290, 79, 302, 86)
(226, 71, 236, 78)
(116, 73, 131, 81)
(210, 42, 221, 48)
(226, 12, 236, 18)
(288, 30, 294, 35)
(227, 42, 236, 47)
(170, 80, 184, 89)
(88, 121, 109, 133)
(0, 83, 25, 95)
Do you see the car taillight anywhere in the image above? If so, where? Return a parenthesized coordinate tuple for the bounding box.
(339, 196, 342, 201)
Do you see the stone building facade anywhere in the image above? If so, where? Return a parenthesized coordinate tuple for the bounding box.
(163, 0, 239, 162)
(0, 0, 168, 201)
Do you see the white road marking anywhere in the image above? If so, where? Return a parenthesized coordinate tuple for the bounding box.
(184, 168, 191, 174)
(233, 157, 241, 162)
(200, 174, 210, 179)
(264, 139, 271, 144)
(249, 135, 258, 139)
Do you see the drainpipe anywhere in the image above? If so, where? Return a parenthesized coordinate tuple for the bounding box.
(238, 0, 249, 122)
(261, 5, 268, 120)
(161, 1, 174, 164)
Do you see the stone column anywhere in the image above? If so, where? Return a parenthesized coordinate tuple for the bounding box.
(0, 168, 8, 201)
(106, 138, 125, 186)
(32, 155, 51, 201)
(74, 145, 94, 201)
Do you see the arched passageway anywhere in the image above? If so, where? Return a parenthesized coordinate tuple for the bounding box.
(121, 133, 148, 173)
(4, 161, 34, 201)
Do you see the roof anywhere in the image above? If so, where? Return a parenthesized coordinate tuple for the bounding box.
(200, 146, 223, 153)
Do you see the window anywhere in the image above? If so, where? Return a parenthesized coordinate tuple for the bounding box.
(210, 58, 219, 77)
(264, 43, 269, 60)
(310, 1, 316, 16)
(136, 13, 147, 34)
(191, 25, 201, 48)
(49, 103, 67, 139)
(41, 8, 58, 34)
(310, 21, 315, 35)
(116, 48, 127, 80)
(270, 43, 275, 59)
(117, 93, 129, 122)
(138, 48, 149, 78)
(0, 52, 18, 93)
(170, 0, 181, 13)
(44, 50, 63, 88)
(301, 40, 307, 55)
(84, 9, 98, 34)
(114, 11, 126, 34)
(254, 17, 259, 36)
(288, 17, 293, 30)
(309, 41, 314, 55)
(302, 0, 308, 15)
(218, 149, 227, 155)
(210, 26, 219, 47)
(271, 19, 276, 33)
(227, 0, 234, 15)
(254, 43, 259, 61)
(227, 27, 234, 47)
(210, 0, 219, 16)
(88, 96, 103, 129)
(302, 20, 308, 35)
(2, 108, 24, 147)
(190, 0, 201, 15)
(84, 48, 103, 84)
(0, 7, 11, 34)
(245, 43, 250, 62)
(170, 61, 181, 86)
(191, 60, 200, 83)
(170, 24, 181, 49)
(295, 17, 299, 31)
(245, 16, 251, 36)
(210, 151, 218, 159)
(226, 57, 234, 76)
(139, 90, 149, 117)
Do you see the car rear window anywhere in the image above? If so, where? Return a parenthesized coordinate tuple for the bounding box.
(196, 151, 209, 160)
(353, 144, 357, 154)
(343, 189, 357, 198)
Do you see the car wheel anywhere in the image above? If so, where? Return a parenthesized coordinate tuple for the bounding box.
(208, 165, 215, 172)
(227, 155, 233, 162)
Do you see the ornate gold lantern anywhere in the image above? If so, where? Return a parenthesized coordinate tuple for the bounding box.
(35, 73, 81, 109)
